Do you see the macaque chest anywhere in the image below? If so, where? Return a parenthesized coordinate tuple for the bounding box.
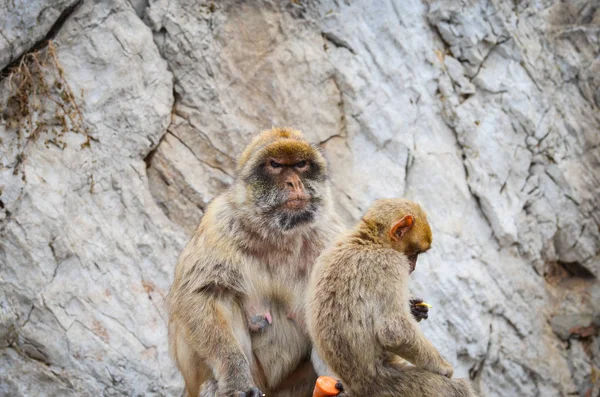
(244, 273, 311, 388)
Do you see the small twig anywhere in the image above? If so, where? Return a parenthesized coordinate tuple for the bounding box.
(2, 40, 93, 173)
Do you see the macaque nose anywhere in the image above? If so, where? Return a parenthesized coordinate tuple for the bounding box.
(284, 174, 304, 193)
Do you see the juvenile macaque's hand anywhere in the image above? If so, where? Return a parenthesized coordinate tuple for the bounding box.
(409, 298, 429, 322)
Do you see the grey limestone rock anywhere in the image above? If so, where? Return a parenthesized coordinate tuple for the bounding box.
(0, 0, 598, 396)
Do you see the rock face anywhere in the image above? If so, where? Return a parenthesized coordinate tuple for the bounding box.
(0, 0, 598, 396)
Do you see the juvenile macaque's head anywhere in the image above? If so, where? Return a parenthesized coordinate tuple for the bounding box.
(236, 127, 329, 231)
(361, 198, 432, 273)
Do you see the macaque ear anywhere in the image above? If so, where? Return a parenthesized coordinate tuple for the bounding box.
(390, 215, 414, 241)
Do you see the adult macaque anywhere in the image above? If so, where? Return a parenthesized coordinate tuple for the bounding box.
(308, 198, 477, 397)
(167, 128, 343, 397)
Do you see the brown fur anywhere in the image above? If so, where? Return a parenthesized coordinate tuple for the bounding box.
(167, 128, 342, 397)
(307, 198, 477, 397)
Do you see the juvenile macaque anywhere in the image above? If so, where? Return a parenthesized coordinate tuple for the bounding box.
(167, 128, 343, 397)
(308, 198, 477, 397)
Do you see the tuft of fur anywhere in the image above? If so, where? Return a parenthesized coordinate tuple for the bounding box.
(307, 198, 477, 397)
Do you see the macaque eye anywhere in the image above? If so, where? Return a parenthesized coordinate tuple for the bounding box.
(295, 160, 308, 169)
(270, 160, 284, 168)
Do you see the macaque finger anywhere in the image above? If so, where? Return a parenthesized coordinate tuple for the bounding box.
(412, 313, 428, 322)
(410, 302, 429, 322)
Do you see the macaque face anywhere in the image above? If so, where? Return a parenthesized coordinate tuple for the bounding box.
(377, 200, 432, 274)
(245, 141, 328, 231)
(264, 158, 311, 210)
(398, 219, 432, 273)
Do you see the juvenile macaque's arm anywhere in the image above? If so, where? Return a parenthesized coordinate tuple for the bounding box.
(376, 299, 453, 378)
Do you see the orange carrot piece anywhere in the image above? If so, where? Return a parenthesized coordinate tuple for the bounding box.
(313, 376, 340, 397)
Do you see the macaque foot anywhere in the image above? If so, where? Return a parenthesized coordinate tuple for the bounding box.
(424, 358, 454, 378)
(409, 298, 430, 322)
(439, 361, 454, 378)
(248, 311, 272, 332)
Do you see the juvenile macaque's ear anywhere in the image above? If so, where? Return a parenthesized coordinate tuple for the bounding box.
(390, 215, 414, 241)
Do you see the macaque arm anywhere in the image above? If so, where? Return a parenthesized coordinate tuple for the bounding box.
(170, 240, 256, 394)
(173, 289, 255, 393)
(375, 298, 452, 377)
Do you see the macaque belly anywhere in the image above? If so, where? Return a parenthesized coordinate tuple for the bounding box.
(250, 303, 311, 390)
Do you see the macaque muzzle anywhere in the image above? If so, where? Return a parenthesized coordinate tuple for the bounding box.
(407, 253, 418, 273)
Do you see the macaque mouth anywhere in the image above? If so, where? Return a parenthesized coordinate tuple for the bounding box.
(281, 191, 310, 210)
(283, 197, 309, 210)
(407, 253, 418, 273)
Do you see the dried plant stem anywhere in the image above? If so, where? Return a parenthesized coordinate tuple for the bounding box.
(1, 40, 94, 175)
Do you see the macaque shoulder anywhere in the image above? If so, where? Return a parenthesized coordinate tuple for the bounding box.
(173, 197, 248, 298)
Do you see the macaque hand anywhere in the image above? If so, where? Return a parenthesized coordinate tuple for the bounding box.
(221, 386, 264, 397)
(409, 298, 429, 322)
(238, 387, 264, 397)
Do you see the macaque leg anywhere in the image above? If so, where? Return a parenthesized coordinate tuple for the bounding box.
(275, 382, 315, 397)
(272, 359, 318, 397)
(379, 365, 477, 397)
(170, 321, 210, 397)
